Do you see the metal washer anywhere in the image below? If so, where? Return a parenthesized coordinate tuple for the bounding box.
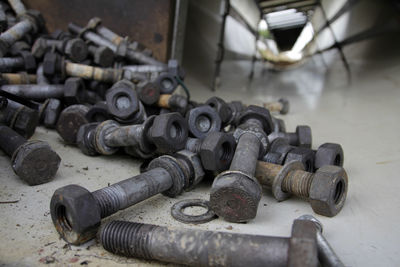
(171, 199, 217, 224)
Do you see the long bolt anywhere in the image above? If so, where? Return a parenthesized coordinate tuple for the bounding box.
(99, 218, 318, 267)
(68, 22, 164, 66)
(1, 84, 64, 100)
(123, 64, 167, 73)
(8, 0, 26, 16)
(210, 107, 271, 222)
(65, 61, 123, 83)
(255, 161, 348, 217)
(50, 152, 202, 245)
(0, 10, 43, 56)
(0, 124, 60, 185)
(0, 73, 36, 84)
(32, 37, 88, 62)
(297, 215, 345, 267)
(0, 57, 24, 71)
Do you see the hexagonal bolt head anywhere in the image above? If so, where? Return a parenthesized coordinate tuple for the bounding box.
(31, 38, 47, 58)
(105, 80, 139, 120)
(314, 143, 344, 169)
(285, 147, 315, 172)
(238, 105, 274, 135)
(199, 132, 236, 172)
(149, 112, 188, 154)
(205, 96, 231, 125)
(42, 98, 62, 128)
(12, 140, 61, 185)
(43, 52, 62, 77)
(64, 77, 87, 105)
(93, 46, 114, 67)
(50, 184, 101, 245)
(294, 125, 312, 148)
(186, 105, 222, 139)
(65, 38, 88, 62)
(56, 104, 89, 144)
(309, 165, 348, 217)
(210, 171, 262, 222)
(137, 81, 160, 105)
(155, 72, 178, 94)
(19, 51, 36, 72)
(12, 107, 39, 138)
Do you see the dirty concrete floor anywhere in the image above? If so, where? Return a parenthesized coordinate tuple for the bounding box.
(1, 50, 400, 266)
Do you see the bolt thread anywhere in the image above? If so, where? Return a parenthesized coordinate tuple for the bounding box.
(92, 185, 124, 218)
(282, 170, 313, 198)
(100, 220, 155, 259)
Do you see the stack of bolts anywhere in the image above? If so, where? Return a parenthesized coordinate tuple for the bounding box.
(0, 1, 348, 265)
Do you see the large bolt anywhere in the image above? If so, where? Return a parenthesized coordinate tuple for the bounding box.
(56, 104, 89, 144)
(2, 99, 39, 138)
(263, 98, 290, 115)
(69, 22, 164, 66)
(98, 218, 318, 267)
(263, 138, 344, 172)
(50, 151, 204, 245)
(0, 72, 36, 84)
(185, 131, 236, 172)
(255, 161, 348, 217)
(268, 125, 312, 148)
(0, 51, 36, 72)
(0, 10, 44, 57)
(32, 37, 88, 62)
(1, 83, 66, 101)
(297, 215, 345, 267)
(77, 113, 188, 156)
(0, 124, 60, 185)
(210, 106, 274, 222)
(123, 64, 168, 73)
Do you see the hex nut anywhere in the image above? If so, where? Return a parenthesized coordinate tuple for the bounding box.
(186, 105, 222, 139)
(12, 140, 61, 185)
(175, 150, 205, 189)
(314, 143, 344, 169)
(309, 165, 348, 217)
(295, 125, 312, 148)
(64, 77, 87, 105)
(50, 184, 101, 245)
(65, 38, 88, 62)
(285, 147, 315, 172)
(56, 104, 89, 144)
(155, 72, 178, 94)
(149, 112, 188, 153)
(199, 132, 236, 172)
(238, 105, 274, 135)
(19, 51, 36, 72)
(205, 96, 231, 125)
(137, 81, 160, 105)
(105, 80, 139, 120)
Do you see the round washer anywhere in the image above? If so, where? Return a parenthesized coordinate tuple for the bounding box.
(171, 199, 217, 224)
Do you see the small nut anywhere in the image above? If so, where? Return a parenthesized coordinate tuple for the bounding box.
(285, 147, 315, 172)
(105, 80, 139, 120)
(186, 105, 221, 139)
(314, 143, 344, 169)
(238, 105, 274, 135)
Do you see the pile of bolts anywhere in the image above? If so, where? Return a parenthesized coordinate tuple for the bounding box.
(0, 1, 348, 266)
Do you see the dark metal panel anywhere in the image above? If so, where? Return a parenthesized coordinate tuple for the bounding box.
(23, 0, 175, 62)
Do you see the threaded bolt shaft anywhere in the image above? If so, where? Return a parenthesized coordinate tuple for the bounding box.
(0, 19, 33, 55)
(282, 170, 314, 198)
(0, 73, 36, 84)
(65, 62, 123, 83)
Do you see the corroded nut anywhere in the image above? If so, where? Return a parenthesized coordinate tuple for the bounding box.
(64, 77, 87, 105)
(155, 72, 178, 94)
(65, 38, 88, 62)
(285, 147, 315, 172)
(294, 125, 312, 148)
(309, 165, 348, 217)
(105, 80, 139, 120)
(205, 96, 231, 125)
(210, 170, 262, 222)
(199, 132, 236, 172)
(56, 104, 89, 144)
(175, 150, 205, 189)
(12, 140, 61, 185)
(186, 105, 221, 139)
(238, 105, 274, 135)
(149, 112, 188, 154)
(314, 143, 344, 169)
(50, 184, 101, 245)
